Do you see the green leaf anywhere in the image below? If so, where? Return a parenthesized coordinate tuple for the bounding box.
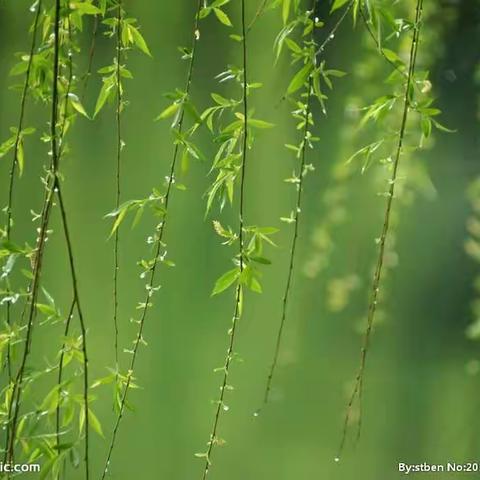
(331, 0, 350, 13)
(94, 79, 114, 117)
(382, 48, 402, 64)
(249, 277, 262, 293)
(282, 0, 291, 24)
(69, 94, 90, 118)
(88, 409, 104, 437)
(109, 207, 128, 237)
(91, 374, 116, 389)
(287, 63, 312, 95)
(251, 256, 272, 265)
(155, 102, 180, 121)
(0, 135, 15, 158)
(421, 116, 432, 138)
(17, 139, 24, 176)
(285, 37, 302, 54)
(70, 2, 101, 15)
(248, 119, 275, 129)
(213, 8, 232, 27)
(212, 268, 239, 296)
(129, 25, 152, 56)
(211, 93, 231, 106)
(36, 303, 57, 316)
(431, 119, 456, 133)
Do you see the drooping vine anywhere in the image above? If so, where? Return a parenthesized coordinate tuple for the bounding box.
(4, 1, 65, 467)
(260, 0, 351, 409)
(196, 0, 278, 476)
(97, 1, 203, 476)
(0, 0, 42, 384)
(113, 0, 123, 375)
(338, 0, 426, 456)
(199, 1, 250, 476)
(1, 2, 95, 477)
(55, 181, 91, 480)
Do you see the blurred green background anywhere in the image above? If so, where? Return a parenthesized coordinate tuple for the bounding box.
(0, 0, 479, 478)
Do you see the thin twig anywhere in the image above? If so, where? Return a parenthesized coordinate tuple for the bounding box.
(338, 0, 424, 458)
(55, 298, 76, 451)
(55, 180, 90, 480)
(314, 0, 354, 57)
(359, 6, 423, 98)
(99, 1, 203, 476)
(3, 0, 43, 382)
(82, 13, 99, 98)
(113, 0, 122, 377)
(201, 1, 248, 477)
(359, 7, 407, 79)
(247, 0, 268, 32)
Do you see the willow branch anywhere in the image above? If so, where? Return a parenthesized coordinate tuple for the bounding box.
(261, 73, 314, 407)
(338, 0, 424, 457)
(113, 0, 123, 376)
(201, 1, 248, 477)
(3, 0, 43, 382)
(247, 0, 268, 32)
(82, 12, 99, 98)
(53, 22, 90, 479)
(55, 180, 90, 480)
(315, 0, 354, 57)
(4, 0, 62, 467)
(359, 7, 408, 79)
(276, 0, 354, 108)
(260, 0, 320, 408)
(99, 1, 203, 476)
(55, 298, 76, 457)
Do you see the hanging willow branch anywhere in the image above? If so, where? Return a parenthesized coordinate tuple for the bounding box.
(55, 297, 76, 461)
(99, 2, 203, 476)
(200, 1, 249, 477)
(261, 2, 317, 409)
(2, 0, 43, 383)
(51, 17, 91, 480)
(338, 0, 424, 457)
(54, 21, 75, 462)
(260, 0, 352, 409)
(55, 180, 91, 480)
(113, 0, 123, 375)
(4, 0, 63, 467)
(82, 12, 99, 97)
(247, 0, 268, 31)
